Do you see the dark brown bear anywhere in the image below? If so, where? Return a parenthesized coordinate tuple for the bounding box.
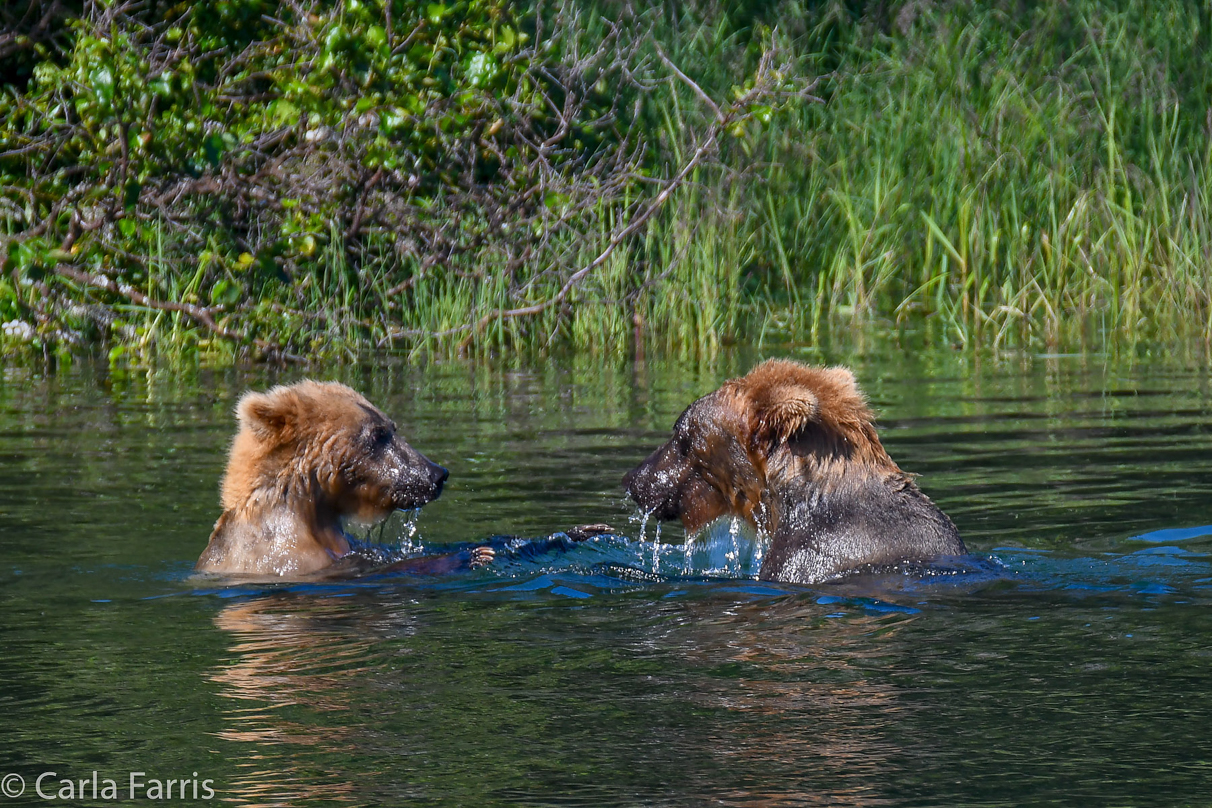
(195, 380, 457, 578)
(624, 359, 964, 583)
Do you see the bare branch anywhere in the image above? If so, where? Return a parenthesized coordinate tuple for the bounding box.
(653, 43, 722, 122)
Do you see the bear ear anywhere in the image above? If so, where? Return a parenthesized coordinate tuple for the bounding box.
(236, 388, 299, 444)
(752, 384, 820, 445)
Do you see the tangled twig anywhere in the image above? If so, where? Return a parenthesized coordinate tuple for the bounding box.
(53, 264, 304, 362)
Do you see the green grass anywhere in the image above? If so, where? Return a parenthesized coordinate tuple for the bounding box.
(629, 0, 1212, 355)
(390, 0, 1212, 360)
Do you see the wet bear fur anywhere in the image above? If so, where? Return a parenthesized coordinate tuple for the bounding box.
(195, 380, 452, 577)
(624, 359, 964, 583)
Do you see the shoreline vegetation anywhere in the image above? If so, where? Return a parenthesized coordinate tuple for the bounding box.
(1, 0, 1210, 364)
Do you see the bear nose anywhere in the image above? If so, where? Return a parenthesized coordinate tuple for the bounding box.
(622, 466, 640, 499)
(431, 464, 449, 491)
(623, 460, 656, 503)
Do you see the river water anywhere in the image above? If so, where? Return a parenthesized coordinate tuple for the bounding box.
(3, 347, 1212, 806)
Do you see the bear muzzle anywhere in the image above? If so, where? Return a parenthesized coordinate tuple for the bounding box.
(368, 436, 450, 511)
(391, 457, 448, 509)
(623, 450, 684, 522)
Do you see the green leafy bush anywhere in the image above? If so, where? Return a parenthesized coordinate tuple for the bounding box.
(0, 0, 648, 358)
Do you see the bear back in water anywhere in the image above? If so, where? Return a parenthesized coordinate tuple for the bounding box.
(623, 359, 965, 583)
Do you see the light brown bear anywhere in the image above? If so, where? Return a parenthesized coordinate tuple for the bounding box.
(624, 359, 965, 584)
(195, 380, 481, 578)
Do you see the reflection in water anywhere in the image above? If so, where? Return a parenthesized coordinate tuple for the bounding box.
(206, 585, 923, 807)
(211, 595, 383, 805)
(667, 599, 915, 807)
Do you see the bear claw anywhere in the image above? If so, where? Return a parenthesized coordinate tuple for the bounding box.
(469, 547, 495, 568)
(564, 523, 615, 542)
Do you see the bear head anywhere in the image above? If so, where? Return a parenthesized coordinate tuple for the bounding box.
(222, 380, 448, 523)
(623, 359, 890, 534)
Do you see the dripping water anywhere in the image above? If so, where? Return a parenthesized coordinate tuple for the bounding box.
(726, 517, 742, 577)
(633, 509, 651, 545)
(400, 508, 422, 555)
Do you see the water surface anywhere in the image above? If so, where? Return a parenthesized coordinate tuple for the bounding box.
(3, 348, 1212, 806)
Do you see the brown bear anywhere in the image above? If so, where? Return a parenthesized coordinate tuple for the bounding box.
(195, 380, 480, 578)
(623, 359, 964, 584)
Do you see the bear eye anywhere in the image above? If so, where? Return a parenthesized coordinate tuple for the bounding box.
(369, 425, 393, 446)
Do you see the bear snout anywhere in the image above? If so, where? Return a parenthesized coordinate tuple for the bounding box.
(621, 463, 648, 502)
(395, 457, 448, 507)
(381, 442, 451, 509)
(623, 452, 682, 522)
(429, 462, 449, 497)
